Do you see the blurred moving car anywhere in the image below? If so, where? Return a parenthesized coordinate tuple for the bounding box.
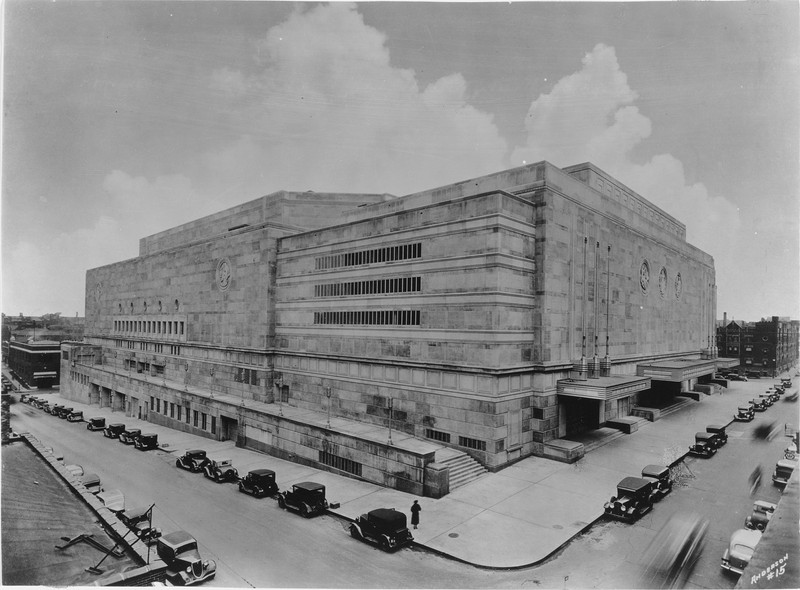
(640, 513, 709, 589)
(721, 528, 762, 576)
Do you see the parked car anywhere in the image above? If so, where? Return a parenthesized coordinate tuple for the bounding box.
(750, 398, 767, 412)
(175, 449, 209, 472)
(66, 410, 84, 422)
(203, 458, 238, 483)
(706, 425, 728, 448)
(157, 531, 217, 586)
(56, 406, 74, 419)
(86, 417, 106, 431)
(734, 405, 754, 422)
(349, 508, 414, 551)
(781, 379, 792, 388)
(277, 481, 329, 517)
(785, 442, 797, 460)
(639, 513, 708, 589)
(766, 389, 781, 402)
(82, 473, 103, 494)
(744, 500, 776, 531)
(103, 423, 126, 439)
(40, 402, 52, 413)
(238, 469, 278, 498)
(641, 465, 672, 502)
(603, 477, 654, 523)
(729, 374, 748, 382)
(64, 464, 84, 477)
(757, 393, 773, 408)
(134, 433, 159, 451)
(119, 428, 142, 445)
(772, 459, 796, 488)
(49, 404, 64, 416)
(97, 489, 126, 513)
(688, 433, 717, 458)
(119, 506, 161, 543)
(721, 529, 762, 576)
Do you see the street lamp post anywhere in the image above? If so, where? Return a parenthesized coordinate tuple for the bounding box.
(387, 398, 394, 446)
(325, 387, 332, 428)
(209, 367, 215, 399)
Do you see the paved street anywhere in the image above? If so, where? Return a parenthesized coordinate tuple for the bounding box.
(8, 374, 798, 588)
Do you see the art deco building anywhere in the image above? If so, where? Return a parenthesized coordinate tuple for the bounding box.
(61, 161, 721, 496)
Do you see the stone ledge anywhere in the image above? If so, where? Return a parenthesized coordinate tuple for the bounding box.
(606, 417, 639, 434)
(542, 439, 584, 464)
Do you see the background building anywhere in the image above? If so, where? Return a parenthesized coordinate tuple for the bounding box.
(717, 314, 800, 376)
(61, 161, 718, 495)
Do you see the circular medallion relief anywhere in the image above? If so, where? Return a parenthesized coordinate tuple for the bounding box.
(639, 260, 650, 294)
(658, 267, 668, 298)
(216, 257, 232, 292)
(675, 273, 683, 300)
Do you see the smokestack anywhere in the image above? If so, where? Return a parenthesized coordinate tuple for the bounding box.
(724, 312, 727, 325)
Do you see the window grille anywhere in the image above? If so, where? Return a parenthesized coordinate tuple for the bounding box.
(425, 429, 450, 443)
(319, 451, 362, 476)
(458, 436, 486, 451)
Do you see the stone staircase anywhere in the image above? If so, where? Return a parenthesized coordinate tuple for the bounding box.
(436, 448, 489, 491)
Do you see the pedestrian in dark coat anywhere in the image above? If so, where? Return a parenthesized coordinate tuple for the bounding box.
(410, 500, 421, 529)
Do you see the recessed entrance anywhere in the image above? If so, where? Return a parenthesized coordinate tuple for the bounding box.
(561, 396, 600, 437)
(220, 416, 239, 443)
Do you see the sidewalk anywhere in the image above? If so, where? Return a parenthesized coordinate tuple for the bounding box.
(9, 370, 797, 569)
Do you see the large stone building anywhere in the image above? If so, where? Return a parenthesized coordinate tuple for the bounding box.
(717, 314, 799, 376)
(61, 161, 721, 496)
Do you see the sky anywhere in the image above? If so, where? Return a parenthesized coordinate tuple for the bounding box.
(2, 1, 798, 323)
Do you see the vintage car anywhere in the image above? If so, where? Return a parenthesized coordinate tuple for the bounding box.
(603, 477, 654, 523)
(157, 531, 217, 586)
(772, 459, 796, 488)
(750, 398, 767, 412)
(706, 425, 728, 448)
(40, 402, 52, 413)
(119, 506, 161, 543)
(49, 404, 64, 416)
(97, 489, 126, 513)
(56, 406, 74, 419)
(103, 423, 126, 439)
(688, 433, 717, 458)
(175, 449, 209, 472)
(350, 508, 414, 552)
(744, 500, 776, 531)
(639, 513, 708, 589)
(757, 393, 774, 408)
(86, 417, 106, 431)
(119, 428, 142, 445)
(766, 389, 781, 402)
(81, 473, 103, 494)
(277, 481, 329, 517)
(66, 410, 84, 422)
(203, 458, 239, 483)
(734, 405, 754, 422)
(781, 379, 792, 388)
(238, 469, 278, 498)
(64, 464, 84, 477)
(134, 432, 159, 451)
(785, 442, 798, 460)
(641, 465, 673, 502)
(729, 374, 748, 382)
(721, 528, 762, 576)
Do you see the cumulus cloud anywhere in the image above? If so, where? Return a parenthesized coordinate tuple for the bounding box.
(204, 3, 507, 197)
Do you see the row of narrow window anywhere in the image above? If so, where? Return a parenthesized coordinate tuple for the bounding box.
(316, 242, 421, 270)
(315, 276, 421, 297)
(114, 340, 180, 356)
(313, 310, 420, 326)
(319, 450, 363, 476)
(114, 320, 184, 336)
(424, 429, 486, 452)
(151, 396, 216, 434)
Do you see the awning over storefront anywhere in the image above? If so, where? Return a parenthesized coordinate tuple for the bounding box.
(557, 375, 651, 401)
(715, 357, 739, 369)
(636, 358, 716, 382)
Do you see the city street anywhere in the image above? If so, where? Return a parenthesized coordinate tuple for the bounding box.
(9, 380, 796, 588)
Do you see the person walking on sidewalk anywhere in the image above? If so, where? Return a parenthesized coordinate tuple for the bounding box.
(410, 500, 421, 529)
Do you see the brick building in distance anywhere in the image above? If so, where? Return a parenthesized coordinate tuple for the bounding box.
(717, 314, 799, 377)
(61, 161, 726, 496)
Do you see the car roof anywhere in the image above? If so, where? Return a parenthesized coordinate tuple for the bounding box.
(249, 469, 275, 476)
(294, 481, 325, 491)
(125, 427, 141, 432)
(641, 465, 668, 478)
(618, 477, 651, 491)
(159, 530, 196, 548)
(730, 528, 762, 547)
(753, 500, 776, 510)
(776, 459, 796, 468)
(187, 449, 206, 454)
(368, 508, 407, 526)
(82, 473, 101, 483)
(109, 423, 125, 427)
(706, 424, 725, 430)
(695, 432, 714, 439)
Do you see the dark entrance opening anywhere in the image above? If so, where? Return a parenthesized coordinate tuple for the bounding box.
(220, 415, 239, 443)
(562, 396, 599, 437)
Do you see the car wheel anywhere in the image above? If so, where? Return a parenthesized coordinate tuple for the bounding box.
(176, 460, 182, 468)
(757, 523, 766, 531)
(215, 473, 221, 483)
(238, 482, 244, 492)
(301, 504, 311, 518)
(379, 536, 391, 552)
(277, 496, 286, 509)
(350, 524, 361, 539)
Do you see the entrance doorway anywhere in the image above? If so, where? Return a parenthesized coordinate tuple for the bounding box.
(220, 416, 239, 443)
(561, 396, 600, 437)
